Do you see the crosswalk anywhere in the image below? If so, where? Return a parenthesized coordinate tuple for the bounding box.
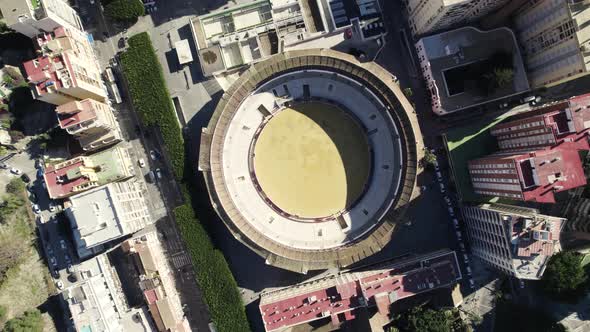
(171, 252, 192, 269)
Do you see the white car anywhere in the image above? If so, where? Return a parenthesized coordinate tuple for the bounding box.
(138, 159, 146, 168)
(149, 150, 158, 160)
(439, 183, 445, 193)
(56, 280, 64, 290)
(10, 168, 22, 175)
(49, 203, 56, 213)
(32, 204, 40, 214)
(469, 279, 475, 289)
(155, 168, 162, 179)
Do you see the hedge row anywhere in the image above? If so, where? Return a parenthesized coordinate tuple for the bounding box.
(120, 33, 250, 332)
(120, 32, 185, 179)
(174, 205, 250, 332)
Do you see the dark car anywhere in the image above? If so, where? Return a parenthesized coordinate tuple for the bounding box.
(21, 173, 30, 183)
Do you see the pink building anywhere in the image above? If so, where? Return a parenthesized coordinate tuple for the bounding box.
(491, 94, 590, 152)
(23, 26, 105, 105)
(469, 94, 590, 203)
(56, 99, 121, 151)
(468, 149, 586, 203)
(259, 250, 461, 332)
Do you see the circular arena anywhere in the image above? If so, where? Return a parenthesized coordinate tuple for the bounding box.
(199, 49, 418, 273)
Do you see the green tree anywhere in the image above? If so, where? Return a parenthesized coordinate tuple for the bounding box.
(3, 309, 43, 332)
(6, 178, 24, 196)
(542, 251, 587, 302)
(0, 194, 24, 222)
(485, 67, 514, 89)
(421, 149, 437, 169)
(104, 0, 145, 23)
(403, 87, 413, 98)
(393, 306, 466, 332)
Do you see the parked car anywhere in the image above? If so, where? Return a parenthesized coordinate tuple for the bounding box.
(56, 280, 64, 290)
(439, 183, 445, 193)
(30, 192, 38, 203)
(34, 159, 42, 169)
(448, 206, 454, 216)
(49, 256, 57, 267)
(0, 163, 8, 169)
(463, 254, 469, 264)
(149, 150, 158, 160)
(49, 203, 56, 213)
(52, 269, 59, 278)
(64, 254, 71, 264)
(138, 159, 146, 168)
(35, 215, 43, 224)
(459, 242, 465, 251)
(452, 218, 459, 228)
(420, 185, 427, 193)
(456, 231, 462, 240)
(67, 264, 74, 274)
(20, 174, 30, 183)
(521, 95, 536, 104)
(146, 171, 156, 183)
(469, 279, 475, 289)
(444, 196, 452, 206)
(466, 266, 472, 275)
(519, 279, 525, 289)
(435, 171, 442, 180)
(155, 168, 162, 179)
(10, 168, 22, 175)
(36, 168, 44, 179)
(46, 245, 53, 256)
(60, 239, 67, 250)
(32, 204, 40, 214)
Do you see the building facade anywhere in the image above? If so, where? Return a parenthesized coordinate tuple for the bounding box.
(259, 250, 461, 331)
(404, 0, 509, 36)
(121, 232, 191, 332)
(43, 146, 135, 199)
(56, 98, 122, 151)
(462, 203, 564, 279)
(468, 149, 586, 203)
(0, 0, 83, 37)
(66, 179, 152, 258)
(513, 0, 590, 88)
(468, 94, 590, 202)
(23, 26, 106, 105)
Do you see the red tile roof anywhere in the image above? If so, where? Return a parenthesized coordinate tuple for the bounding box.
(56, 100, 97, 129)
(259, 251, 461, 332)
(144, 289, 159, 305)
(43, 157, 90, 199)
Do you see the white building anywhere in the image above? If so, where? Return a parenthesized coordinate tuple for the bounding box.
(190, 0, 386, 76)
(513, 0, 590, 88)
(0, 0, 83, 37)
(404, 0, 509, 36)
(66, 180, 152, 258)
(62, 253, 154, 332)
(56, 98, 122, 152)
(462, 203, 565, 280)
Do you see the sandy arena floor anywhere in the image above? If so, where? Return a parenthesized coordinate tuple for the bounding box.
(253, 102, 370, 218)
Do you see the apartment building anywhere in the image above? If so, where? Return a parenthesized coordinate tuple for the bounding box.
(23, 26, 106, 105)
(0, 0, 83, 37)
(121, 232, 191, 332)
(404, 0, 509, 36)
(61, 253, 153, 332)
(462, 203, 564, 279)
(191, 0, 385, 76)
(43, 146, 134, 199)
(468, 149, 586, 203)
(468, 93, 590, 202)
(491, 93, 590, 152)
(513, 0, 590, 88)
(56, 98, 122, 151)
(66, 179, 152, 258)
(260, 250, 461, 332)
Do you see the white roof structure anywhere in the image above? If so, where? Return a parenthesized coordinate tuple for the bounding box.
(174, 39, 193, 65)
(66, 180, 152, 258)
(200, 50, 419, 273)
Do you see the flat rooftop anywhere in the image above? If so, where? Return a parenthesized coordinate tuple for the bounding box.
(44, 147, 133, 199)
(417, 27, 529, 115)
(259, 250, 461, 331)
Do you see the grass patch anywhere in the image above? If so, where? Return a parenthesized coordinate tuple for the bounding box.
(121, 32, 250, 332)
(444, 111, 513, 202)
